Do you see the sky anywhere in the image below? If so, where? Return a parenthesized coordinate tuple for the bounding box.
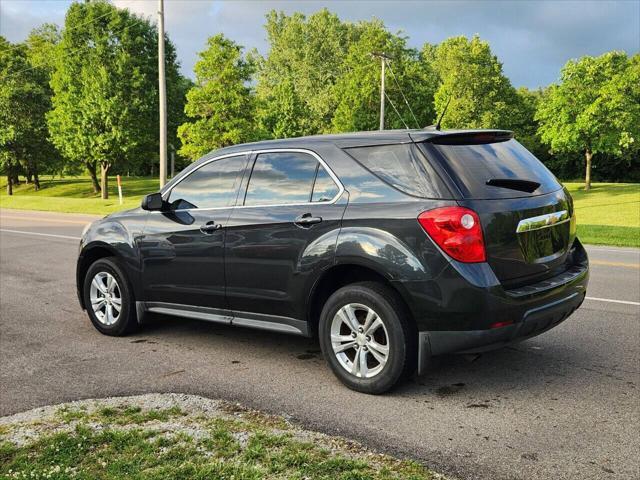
(1, 0, 638, 89)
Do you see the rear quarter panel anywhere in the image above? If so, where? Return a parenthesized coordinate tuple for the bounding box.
(327, 145, 459, 330)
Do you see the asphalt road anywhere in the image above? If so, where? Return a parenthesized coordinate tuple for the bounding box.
(1, 208, 638, 480)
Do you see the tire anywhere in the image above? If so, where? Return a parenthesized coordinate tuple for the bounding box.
(83, 257, 138, 336)
(319, 281, 415, 394)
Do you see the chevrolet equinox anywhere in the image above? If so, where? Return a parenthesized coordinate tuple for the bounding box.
(77, 129, 589, 393)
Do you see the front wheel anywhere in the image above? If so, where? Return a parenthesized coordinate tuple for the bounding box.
(319, 282, 414, 394)
(83, 257, 138, 336)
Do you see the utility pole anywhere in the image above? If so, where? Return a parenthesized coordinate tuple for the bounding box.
(379, 58, 385, 130)
(371, 52, 391, 130)
(170, 144, 175, 178)
(158, 0, 167, 188)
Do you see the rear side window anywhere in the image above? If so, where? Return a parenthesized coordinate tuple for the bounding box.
(426, 139, 561, 199)
(244, 152, 340, 206)
(345, 143, 448, 198)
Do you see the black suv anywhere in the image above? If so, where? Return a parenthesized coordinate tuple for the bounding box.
(77, 129, 589, 393)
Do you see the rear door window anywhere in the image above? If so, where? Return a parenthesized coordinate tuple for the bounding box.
(244, 152, 340, 206)
(424, 139, 561, 199)
(344, 143, 449, 199)
(312, 165, 339, 202)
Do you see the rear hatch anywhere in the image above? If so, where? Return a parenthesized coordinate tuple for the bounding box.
(417, 131, 577, 287)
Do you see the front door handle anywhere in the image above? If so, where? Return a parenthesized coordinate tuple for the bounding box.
(200, 221, 222, 234)
(294, 213, 323, 227)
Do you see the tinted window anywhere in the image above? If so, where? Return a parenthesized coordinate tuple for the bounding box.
(429, 139, 561, 199)
(345, 143, 448, 198)
(244, 152, 319, 206)
(312, 165, 339, 202)
(168, 155, 246, 210)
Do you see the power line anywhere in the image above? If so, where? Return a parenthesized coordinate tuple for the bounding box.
(1, 53, 59, 82)
(0, 10, 114, 56)
(385, 59, 420, 128)
(384, 90, 409, 129)
(0, 18, 134, 82)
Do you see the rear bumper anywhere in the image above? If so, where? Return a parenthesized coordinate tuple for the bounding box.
(412, 241, 589, 375)
(417, 290, 585, 374)
(425, 289, 583, 350)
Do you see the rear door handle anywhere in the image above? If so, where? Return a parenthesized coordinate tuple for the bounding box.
(200, 221, 222, 234)
(294, 213, 322, 227)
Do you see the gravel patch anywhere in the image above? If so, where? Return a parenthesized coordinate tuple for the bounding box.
(0, 392, 450, 479)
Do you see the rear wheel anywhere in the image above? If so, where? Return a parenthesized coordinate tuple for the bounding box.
(319, 282, 414, 394)
(83, 258, 138, 336)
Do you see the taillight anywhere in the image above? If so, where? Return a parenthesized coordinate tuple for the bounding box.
(418, 207, 486, 263)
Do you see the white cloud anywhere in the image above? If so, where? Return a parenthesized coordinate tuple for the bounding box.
(2, 0, 638, 88)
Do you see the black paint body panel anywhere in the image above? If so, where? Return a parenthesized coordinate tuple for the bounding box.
(77, 128, 589, 361)
(224, 197, 348, 321)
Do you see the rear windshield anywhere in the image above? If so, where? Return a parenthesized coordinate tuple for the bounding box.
(344, 143, 450, 199)
(423, 139, 561, 199)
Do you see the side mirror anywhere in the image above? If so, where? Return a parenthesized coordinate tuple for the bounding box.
(141, 192, 165, 211)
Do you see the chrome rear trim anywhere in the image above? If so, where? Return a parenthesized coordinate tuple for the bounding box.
(516, 210, 570, 233)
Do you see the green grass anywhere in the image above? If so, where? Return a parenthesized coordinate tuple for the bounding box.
(564, 182, 640, 247)
(0, 401, 438, 480)
(56, 404, 185, 425)
(0, 175, 158, 215)
(1, 176, 638, 246)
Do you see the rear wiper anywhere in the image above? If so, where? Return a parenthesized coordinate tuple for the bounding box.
(486, 178, 541, 193)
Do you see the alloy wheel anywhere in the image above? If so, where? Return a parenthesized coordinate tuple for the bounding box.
(89, 271, 122, 326)
(330, 303, 389, 379)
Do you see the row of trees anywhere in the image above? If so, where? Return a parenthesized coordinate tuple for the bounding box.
(178, 13, 522, 156)
(1, 2, 638, 197)
(180, 10, 639, 189)
(0, 27, 59, 194)
(1, 0, 190, 198)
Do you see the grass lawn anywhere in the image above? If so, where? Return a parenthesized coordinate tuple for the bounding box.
(0, 175, 158, 215)
(0, 176, 638, 247)
(564, 183, 640, 247)
(0, 394, 441, 480)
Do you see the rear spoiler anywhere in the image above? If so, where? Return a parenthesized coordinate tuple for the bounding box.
(410, 130, 513, 145)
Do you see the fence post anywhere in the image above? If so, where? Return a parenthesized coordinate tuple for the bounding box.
(117, 175, 123, 205)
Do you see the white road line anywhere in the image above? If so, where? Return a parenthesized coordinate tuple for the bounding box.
(0, 229, 80, 241)
(586, 246, 640, 254)
(1, 229, 639, 307)
(585, 296, 640, 306)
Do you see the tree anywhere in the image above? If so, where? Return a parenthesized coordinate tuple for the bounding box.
(429, 36, 521, 130)
(47, 0, 182, 198)
(513, 87, 550, 161)
(166, 73, 192, 175)
(332, 20, 436, 132)
(23, 24, 63, 185)
(536, 52, 639, 190)
(0, 36, 56, 193)
(25, 23, 60, 72)
(256, 76, 309, 139)
(255, 9, 351, 138)
(177, 34, 256, 159)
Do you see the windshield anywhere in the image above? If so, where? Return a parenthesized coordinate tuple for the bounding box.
(423, 139, 562, 199)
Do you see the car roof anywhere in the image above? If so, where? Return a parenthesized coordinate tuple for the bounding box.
(211, 128, 514, 155)
(162, 128, 513, 194)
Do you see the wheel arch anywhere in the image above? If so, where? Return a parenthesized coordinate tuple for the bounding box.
(76, 243, 120, 310)
(306, 263, 418, 339)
